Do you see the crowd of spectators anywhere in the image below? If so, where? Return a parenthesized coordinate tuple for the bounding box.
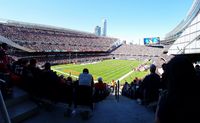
(1, 39, 200, 121)
(111, 44, 164, 60)
(1, 54, 111, 115)
(0, 42, 111, 117)
(122, 64, 163, 107)
(155, 56, 200, 123)
(121, 56, 200, 123)
(15, 55, 111, 68)
(0, 22, 118, 52)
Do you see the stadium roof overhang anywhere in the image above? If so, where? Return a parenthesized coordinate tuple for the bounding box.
(165, 0, 200, 40)
(0, 35, 35, 52)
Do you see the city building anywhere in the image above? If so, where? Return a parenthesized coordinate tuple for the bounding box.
(102, 19, 107, 36)
(94, 26, 101, 36)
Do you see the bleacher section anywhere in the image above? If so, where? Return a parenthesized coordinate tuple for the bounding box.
(111, 44, 164, 60)
(0, 20, 118, 52)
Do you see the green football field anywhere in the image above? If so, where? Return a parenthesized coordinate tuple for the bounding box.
(51, 59, 149, 84)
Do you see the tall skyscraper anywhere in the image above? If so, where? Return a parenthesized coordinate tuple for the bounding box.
(94, 26, 101, 36)
(102, 19, 107, 36)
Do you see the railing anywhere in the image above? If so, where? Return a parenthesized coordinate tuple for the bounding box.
(115, 80, 120, 102)
(0, 78, 11, 123)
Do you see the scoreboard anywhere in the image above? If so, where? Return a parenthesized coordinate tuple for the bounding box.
(144, 37, 160, 45)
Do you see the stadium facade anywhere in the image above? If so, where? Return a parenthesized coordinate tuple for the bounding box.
(166, 0, 200, 56)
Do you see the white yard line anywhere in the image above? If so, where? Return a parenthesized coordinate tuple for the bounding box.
(116, 70, 134, 82)
(52, 68, 99, 83)
(52, 69, 78, 78)
(53, 66, 135, 83)
(100, 64, 131, 76)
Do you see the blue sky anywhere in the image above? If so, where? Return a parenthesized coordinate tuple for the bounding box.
(0, 0, 193, 44)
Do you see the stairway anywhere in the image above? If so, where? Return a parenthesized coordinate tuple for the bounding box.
(2, 87, 39, 123)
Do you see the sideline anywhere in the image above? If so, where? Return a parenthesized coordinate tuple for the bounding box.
(52, 69, 78, 78)
(52, 69, 100, 83)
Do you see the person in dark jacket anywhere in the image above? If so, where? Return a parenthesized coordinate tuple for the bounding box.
(155, 55, 200, 123)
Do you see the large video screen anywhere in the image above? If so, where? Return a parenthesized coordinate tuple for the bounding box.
(144, 37, 160, 45)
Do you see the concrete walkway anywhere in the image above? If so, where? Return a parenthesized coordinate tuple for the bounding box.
(24, 94, 155, 123)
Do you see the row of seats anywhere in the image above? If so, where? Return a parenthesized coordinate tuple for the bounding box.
(0, 23, 118, 52)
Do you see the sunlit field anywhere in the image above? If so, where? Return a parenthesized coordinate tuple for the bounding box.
(51, 59, 149, 84)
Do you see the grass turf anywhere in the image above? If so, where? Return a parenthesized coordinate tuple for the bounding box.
(51, 59, 149, 84)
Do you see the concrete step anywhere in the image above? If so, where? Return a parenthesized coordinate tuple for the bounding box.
(8, 100, 39, 123)
(1, 86, 39, 123)
(0, 111, 4, 123)
(5, 87, 29, 108)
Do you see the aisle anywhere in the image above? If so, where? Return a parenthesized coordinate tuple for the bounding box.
(24, 95, 155, 123)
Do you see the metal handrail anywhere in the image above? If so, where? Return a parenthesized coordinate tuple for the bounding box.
(115, 80, 120, 102)
(0, 79, 11, 123)
(117, 80, 120, 102)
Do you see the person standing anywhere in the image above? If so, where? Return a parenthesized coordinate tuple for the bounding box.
(142, 64, 160, 105)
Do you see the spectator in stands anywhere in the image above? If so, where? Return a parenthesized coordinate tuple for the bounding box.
(0, 43, 13, 96)
(28, 59, 41, 77)
(129, 80, 138, 99)
(66, 76, 73, 84)
(155, 55, 200, 123)
(142, 64, 160, 105)
(18, 59, 29, 88)
(74, 68, 94, 112)
(122, 81, 129, 96)
(40, 62, 60, 100)
(195, 64, 200, 80)
(78, 68, 94, 87)
(0, 43, 10, 73)
(59, 75, 66, 84)
(21, 59, 40, 96)
(61, 76, 74, 116)
(160, 63, 167, 90)
(110, 79, 116, 93)
(95, 77, 106, 90)
(94, 77, 108, 102)
(135, 79, 143, 100)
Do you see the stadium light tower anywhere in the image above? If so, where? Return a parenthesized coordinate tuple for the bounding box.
(102, 19, 107, 36)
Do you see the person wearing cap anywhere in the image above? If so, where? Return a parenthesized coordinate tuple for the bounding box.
(142, 64, 160, 105)
(95, 77, 105, 90)
(94, 77, 107, 102)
